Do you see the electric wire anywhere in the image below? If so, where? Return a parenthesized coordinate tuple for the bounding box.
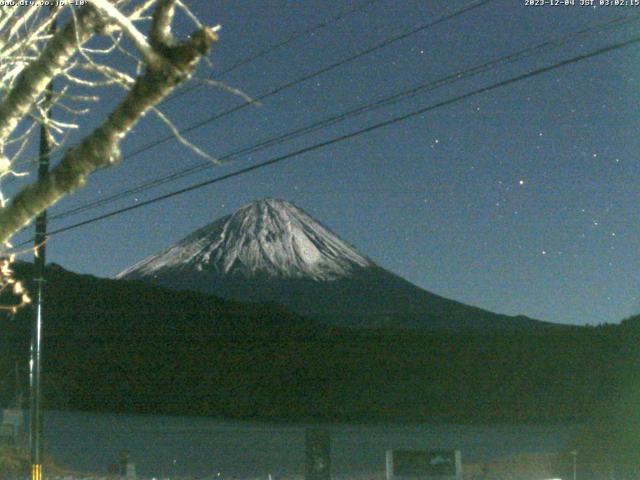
(49, 11, 640, 222)
(108, 0, 495, 161)
(162, 0, 384, 105)
(5, 0, 382, 173)
(27, 33, 640, 244)
(7, 0, 492, 178)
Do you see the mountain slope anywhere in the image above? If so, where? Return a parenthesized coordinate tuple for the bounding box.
(118, 198, 372, 281)
(1, 262, 606, 424)
(118, 198, 551, 330)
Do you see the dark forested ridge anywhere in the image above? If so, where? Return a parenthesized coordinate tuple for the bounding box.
(0, 262, 638, 426)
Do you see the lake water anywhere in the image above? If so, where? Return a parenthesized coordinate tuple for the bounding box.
(37, 410, 577, 478)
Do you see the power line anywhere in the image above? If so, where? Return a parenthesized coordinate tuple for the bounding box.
(4, 0, 382, 173)
(11, 0, 492, 181)
(116, 0, 494, 160)
(8, 0, 492, 189)
(162, 0, 383, 105)
(34, 33, 640, 242)
(50, 12, 640, 221)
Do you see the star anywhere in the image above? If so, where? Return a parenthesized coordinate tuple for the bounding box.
(518, 180, 524, 186)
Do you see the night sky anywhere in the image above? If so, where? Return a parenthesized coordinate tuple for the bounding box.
(7, 0, 640, 326)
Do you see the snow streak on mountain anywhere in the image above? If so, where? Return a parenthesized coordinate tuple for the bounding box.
(118, 198, 372, 282)
(119, 198, 551, 331)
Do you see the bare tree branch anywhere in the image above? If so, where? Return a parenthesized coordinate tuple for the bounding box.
(88, 0, 164, 68)
(0, 6, 100, 152)
(0, 24, 218, 244)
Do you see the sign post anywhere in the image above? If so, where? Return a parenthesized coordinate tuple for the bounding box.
(305, 429, 331, 480)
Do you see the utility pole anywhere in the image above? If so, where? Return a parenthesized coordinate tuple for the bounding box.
(30, 8, 55, 480)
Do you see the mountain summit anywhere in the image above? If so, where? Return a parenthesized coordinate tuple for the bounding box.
(118, 198, 551, 331)
(118, 198, 371, 282)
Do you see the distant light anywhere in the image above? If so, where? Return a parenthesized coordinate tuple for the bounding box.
(519, 179, 524, 185)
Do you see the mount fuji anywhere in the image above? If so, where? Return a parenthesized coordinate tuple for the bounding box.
(117, 198, 550, 330)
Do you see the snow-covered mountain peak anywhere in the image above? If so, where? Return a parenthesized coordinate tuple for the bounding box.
(117, 198, 373, 282)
